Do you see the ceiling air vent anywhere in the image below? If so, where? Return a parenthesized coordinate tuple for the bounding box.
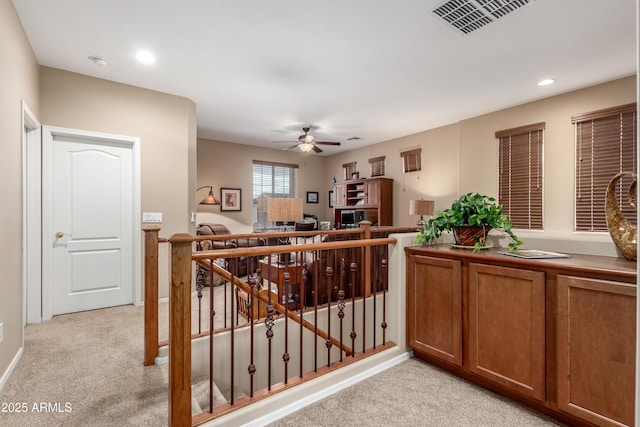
(431, 0, 534, 35)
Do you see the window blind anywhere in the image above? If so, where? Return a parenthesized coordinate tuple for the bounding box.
(400, 149, 421, 173)
(368, 156, 386, 177)
(573, 103, 637, 231)
(343, 162, 357, 180)
(496, 122, 544, 230)
(252, 160, 298, 230)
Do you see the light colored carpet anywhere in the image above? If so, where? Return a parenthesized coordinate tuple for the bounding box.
(0, 304, 167, 427)
(0, 285, 565, 427)
(268, 358, 565, 427)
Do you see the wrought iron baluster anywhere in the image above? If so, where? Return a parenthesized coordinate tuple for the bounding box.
(283, 270, 290, 383)
(248, 274, 257, 397)
(350, 262, 357, 357)
(325, 266, 333, 367)
(381, 258, 388, 345)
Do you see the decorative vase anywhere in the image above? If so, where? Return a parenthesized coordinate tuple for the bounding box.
(453, 225, 490, 247)
(605, 171, 637, 261)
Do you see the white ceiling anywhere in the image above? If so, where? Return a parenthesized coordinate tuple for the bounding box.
(12, 0, 638, 155)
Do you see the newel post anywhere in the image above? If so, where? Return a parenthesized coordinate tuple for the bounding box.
(143, 226, 160, 366)
(168, 233, 194, 427)
(360, 221, 372, 298)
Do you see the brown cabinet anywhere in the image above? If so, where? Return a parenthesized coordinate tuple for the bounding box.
(405, 245, 636, 426)
(406, 255, 462, 366)
(333, 178, 392, 227)
(468, 263, 545, 401)
(556, 275, 636, 427)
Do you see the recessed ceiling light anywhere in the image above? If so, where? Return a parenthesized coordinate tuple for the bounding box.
(88, 55, 107, 66)
(136, 50, 156, 65)
(537, 79, 555, 86)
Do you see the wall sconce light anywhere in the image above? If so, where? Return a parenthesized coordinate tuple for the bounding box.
(410, 199, 434, 227)
(197, 186, 221, 205)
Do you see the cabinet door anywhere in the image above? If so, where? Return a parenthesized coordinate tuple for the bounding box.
(468, 263, 545, 401)
(407, 255, 462, 366)
(334, 183, 347, 208)
(557, 275, 636, 427)
(363, 179, 380, 205)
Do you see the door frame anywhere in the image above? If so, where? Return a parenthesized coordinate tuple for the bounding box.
(40, 126, 141, 321)
(22, 101, 41, 327)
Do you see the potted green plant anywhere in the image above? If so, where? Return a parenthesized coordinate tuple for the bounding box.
(416, 192, 523, 253)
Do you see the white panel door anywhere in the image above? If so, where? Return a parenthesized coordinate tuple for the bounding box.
(44, 128, 135, 316)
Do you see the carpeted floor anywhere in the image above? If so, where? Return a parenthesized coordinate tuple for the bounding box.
(268, 358, 564, 427)
(0, 288, 565, 427)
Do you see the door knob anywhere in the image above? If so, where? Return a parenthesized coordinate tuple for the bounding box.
(55, 231, 70, 238)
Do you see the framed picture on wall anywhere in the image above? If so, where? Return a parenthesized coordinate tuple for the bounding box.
(220, 188, 242, 211)
(307, 191, 319, 204)
(329, 190, 334, 208)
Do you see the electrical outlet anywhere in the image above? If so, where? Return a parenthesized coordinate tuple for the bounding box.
(0, 322, 4, 344)
(142, 212, 163, 223)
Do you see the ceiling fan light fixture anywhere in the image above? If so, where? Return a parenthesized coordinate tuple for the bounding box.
(299, 142, 314, 152)
(299, 134, 314, 143)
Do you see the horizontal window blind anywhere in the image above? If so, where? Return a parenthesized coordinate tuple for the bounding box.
(368, 156, 386, 177)
(343, 162, 357, 180)
(573, 103, 637, 231)
(496, 122, 544, 230)
(400, 149, 421, 173)
(253, 160, 298, 229)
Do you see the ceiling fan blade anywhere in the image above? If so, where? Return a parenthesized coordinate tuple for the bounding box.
(281, 144, 299, 151)
(313, 145, 323, 153)
(315, 141, 341, 146)
(273, 140, 297, 143)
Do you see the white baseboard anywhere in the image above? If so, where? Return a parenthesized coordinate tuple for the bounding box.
(0, 347, 23, 392)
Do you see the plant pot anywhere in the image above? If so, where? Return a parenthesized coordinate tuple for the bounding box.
(453, 225, 490, 247)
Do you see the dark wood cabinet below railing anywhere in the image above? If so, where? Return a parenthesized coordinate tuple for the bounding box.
(405, 245, 637, 427)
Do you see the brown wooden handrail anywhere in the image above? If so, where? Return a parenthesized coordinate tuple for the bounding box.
(155, 222, 418, 425)
(192, 237, 396, 261)
(197, 260, 353, 356)
(192, 225, 418, 243)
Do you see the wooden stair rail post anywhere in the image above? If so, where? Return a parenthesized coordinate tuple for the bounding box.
(168, 233, 194, 427)
(143, 226, 161, 366)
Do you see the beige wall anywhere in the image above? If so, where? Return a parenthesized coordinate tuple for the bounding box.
(196, 76, 636, 256)
(325, 76, 637, 255)
(0, 0, 40, 385)
(458, 77, 636, 255)
(40, 67, 197, 299)
(324, 123, 461, 227)
(197, 139, 328, 232)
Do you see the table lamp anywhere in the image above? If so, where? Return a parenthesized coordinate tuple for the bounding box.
(268, 198, 303, 263)
(410, 199, 434, 227)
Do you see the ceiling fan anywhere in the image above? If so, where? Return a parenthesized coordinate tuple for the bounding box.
(273, 127, 341, 153)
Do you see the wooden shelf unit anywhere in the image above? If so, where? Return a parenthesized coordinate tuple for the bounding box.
(333, 177, 392, 228)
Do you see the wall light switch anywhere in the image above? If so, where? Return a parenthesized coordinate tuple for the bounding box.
(142, 212, 163, 223)
(191, 212, 196, 223)
(0, 322, 4, 344)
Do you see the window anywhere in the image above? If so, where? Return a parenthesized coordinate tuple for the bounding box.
(400, 148, 421, 173)
(496, 122, 544, 230)
(343, 162, 357, 180)
(573, 103, 637, 231)
(369, 156, 385, 177)
(253, 160, 298, 230)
